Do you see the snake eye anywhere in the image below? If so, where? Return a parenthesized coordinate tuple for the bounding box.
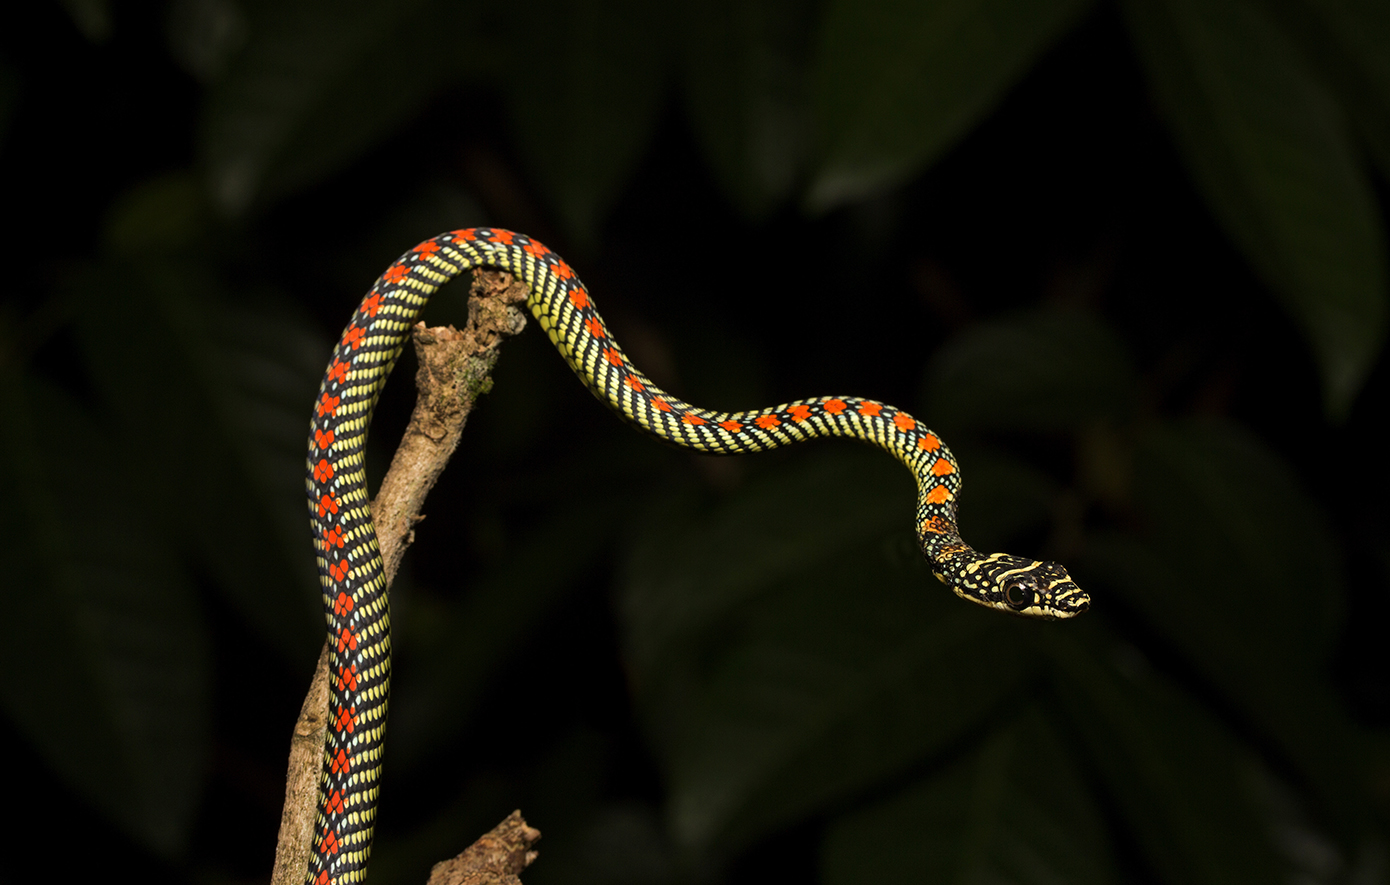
(1003, 580, 1036, 610)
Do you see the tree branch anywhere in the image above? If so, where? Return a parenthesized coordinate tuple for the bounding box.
(271, 270, 534, 885)
(426, 811, 542, 885)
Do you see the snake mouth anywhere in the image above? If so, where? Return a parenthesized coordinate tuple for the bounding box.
(1050, 585, 1091, 618)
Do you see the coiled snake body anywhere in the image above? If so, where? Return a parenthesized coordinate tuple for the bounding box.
(305, 228, 1089, 884)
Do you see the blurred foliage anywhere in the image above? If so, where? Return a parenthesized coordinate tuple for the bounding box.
(1, 0, 1388, 883)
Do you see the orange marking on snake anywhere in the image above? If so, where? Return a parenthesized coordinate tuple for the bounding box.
(317, 494, 339, 517)
(585, 317, 605, 338)
(336, 664, 357, 691)
(330, 748, 351, 774)
(523, 241, 550, 257)
(343, 326, 366, 350)
(652, 398, 672, 412)
(720, 420, 743, 432)
(490, 229, 515, 244)
(337, 627, 358, 652)
(315, 428, 335, 448)
(859, 402, 882, 416)
(329, 561, 351, 582)
(317, 394, 340, 417)
(412, 241, 440, 256)
(926, 485, 954, 504)
(333, 592, 354, 616)
(603, 348, 624, 366)
(682, 414, 706, 425)
(361, 292, 381, 317)
(918, 433, 940, 451)
(321, 830, 340, 856)
(625, 376, 644, 391)
(569, 288, 589, 308)
(314, 870, 330, 885)
(326, 790, 345, 815)
(323, 526, 345, 550)
(922, 516, 953, 535)
(314, 459, 335, 482)
(824, 398, 847, 414)
(333, 705, 356, 733)
(554, 261, 575, 279)
(788, 404, 812, 422)
(893, 413, 915, 432)
(383, 264, 409, 284)
(930, 458, 955, 477)
(327, 359, 350, 384)
(755, 414, 780, 428)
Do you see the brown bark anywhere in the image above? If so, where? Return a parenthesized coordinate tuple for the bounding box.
(271, 270, 534, 885)
(425, 811, 542, 885)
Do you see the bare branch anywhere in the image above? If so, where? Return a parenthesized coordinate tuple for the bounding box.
(426, 811, 541, 885)
(270, 640, 333, 885)
(372, 270, 529, 583)
(271, 270, 532, 885)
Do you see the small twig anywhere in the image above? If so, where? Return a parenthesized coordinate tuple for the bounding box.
(270, 270, 532, 885)
(372, 270, 530, 582)
(425, 811, 542, 885)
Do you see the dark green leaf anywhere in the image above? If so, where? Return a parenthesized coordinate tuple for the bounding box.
(59, 0, 111, 43)
(821, 705, 1118, 885)
(679, 0, 812, 219)
(1299, 0, 1390, 112)
(1091, 419, 1340, 662)
(806, 0, 1095, 210)
(501, 0, 672, 247)
(200, 0, 473, 215)
(1122, 0, 1389, 415)
(72, 259, 323, 660)
(390, 498, 624, 767)
(1266, 0, 1390, 182)
(924, 309, 1134, 433)
(211, 295, 338, 628)
(1084, 419, 1365, 828)
(0, 374, 208, 855)
(103, 171, 210, 256)
(1050, 632, 1333, 885)
(167, 0, 249, 81)
(620, 449, 1037, 853)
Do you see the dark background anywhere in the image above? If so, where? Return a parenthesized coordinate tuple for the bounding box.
(1, 0, 1388, 883)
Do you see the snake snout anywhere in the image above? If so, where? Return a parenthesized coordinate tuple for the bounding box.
(1025, 560, 1089, 619)
(1048, 582, 1090, 618)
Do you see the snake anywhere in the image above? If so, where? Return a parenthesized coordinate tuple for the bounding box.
(304, 227, 1089, 884)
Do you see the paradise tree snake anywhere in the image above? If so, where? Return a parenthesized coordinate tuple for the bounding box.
(304, 228, 1089, 884)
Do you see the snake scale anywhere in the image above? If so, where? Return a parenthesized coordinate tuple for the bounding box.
(304, 227, 1089, 883)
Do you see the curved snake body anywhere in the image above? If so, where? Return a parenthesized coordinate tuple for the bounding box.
(305, 228, 1088, 884)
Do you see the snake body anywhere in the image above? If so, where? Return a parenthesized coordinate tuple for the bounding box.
(304, 228, 1088, 884)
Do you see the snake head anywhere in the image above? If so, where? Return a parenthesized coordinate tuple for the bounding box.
(993, 559, 1089, 619)
(937, 554, 1089, 619)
